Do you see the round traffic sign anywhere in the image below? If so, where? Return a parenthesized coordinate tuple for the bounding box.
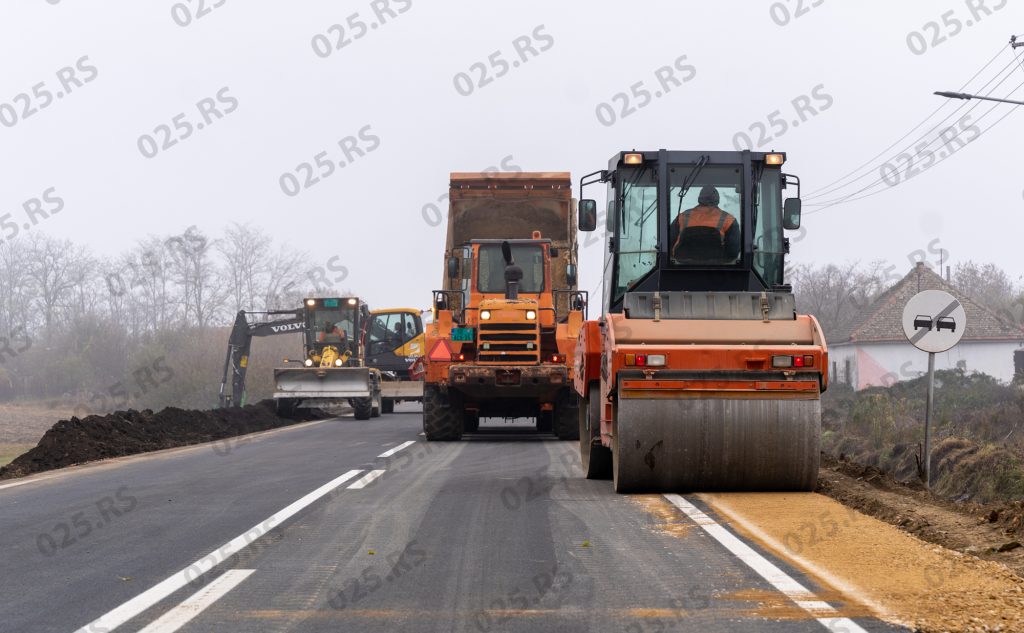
(902, 290, 966, 353)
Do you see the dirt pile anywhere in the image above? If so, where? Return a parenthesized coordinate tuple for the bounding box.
(818, 454, 1024, 579)
(0, 400, 330, 480)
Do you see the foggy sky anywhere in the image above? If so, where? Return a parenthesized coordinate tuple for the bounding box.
(2, 0, 1022, 312)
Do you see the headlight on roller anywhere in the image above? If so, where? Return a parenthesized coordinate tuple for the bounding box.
(304, 359, 314, 367)
(525, 310, 536, 320)
(334, 359, 343, 367)
(480, 310, 491, 320)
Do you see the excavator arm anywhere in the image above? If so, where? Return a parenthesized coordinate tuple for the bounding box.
(218, 309, 305, 407)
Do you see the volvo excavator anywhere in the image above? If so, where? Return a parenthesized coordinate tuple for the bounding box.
(219, 297, 383, 420)
(573, 150, 828, 492)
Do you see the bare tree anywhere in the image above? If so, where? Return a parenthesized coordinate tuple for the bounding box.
(167, 226, 226, 328)
(219, 223, 271, 313)
(24, 234, 90, 330)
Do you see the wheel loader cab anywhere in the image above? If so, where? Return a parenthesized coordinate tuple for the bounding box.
(301, 297, 366, 366)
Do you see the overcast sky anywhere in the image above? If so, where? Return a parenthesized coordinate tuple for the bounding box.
(2, 1, 1022, 311)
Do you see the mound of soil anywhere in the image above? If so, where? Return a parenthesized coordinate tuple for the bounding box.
(0, 400, 330, 480)
(818, 454, 1024, 579)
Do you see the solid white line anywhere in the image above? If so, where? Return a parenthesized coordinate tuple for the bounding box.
(663, 494, 870, 633)
(377, 441, 416, 458)
(347, 469, 386, 489)
(137, 570, 255, 633)
(74, 469, 364, 633)
(704, 495, 895, 622)
(0, 474, 57, 491)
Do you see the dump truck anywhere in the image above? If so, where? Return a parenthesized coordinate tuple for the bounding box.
(573, 150, 828, 492)
(422, 172, 588, 440)
(219, 296, 383, 420)
(365, 307, 426, 413)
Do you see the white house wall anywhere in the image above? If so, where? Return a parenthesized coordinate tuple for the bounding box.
(829, 340, 1024, 390)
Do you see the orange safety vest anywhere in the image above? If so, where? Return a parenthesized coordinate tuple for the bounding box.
(673, 206, 735, 253)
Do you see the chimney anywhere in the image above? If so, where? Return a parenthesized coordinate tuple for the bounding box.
(946, 265, 951, 282)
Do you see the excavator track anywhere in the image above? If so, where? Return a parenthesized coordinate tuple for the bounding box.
(611, 393, 820, 493)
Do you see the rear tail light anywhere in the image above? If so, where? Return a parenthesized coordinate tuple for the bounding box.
(772, 354, 814, 368)
(550, 354, 565, 363)
(455, 353, 465, 362)
(625, 353, 666, 367)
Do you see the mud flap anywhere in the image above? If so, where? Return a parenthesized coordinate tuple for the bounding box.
(613, 396, 820, 493)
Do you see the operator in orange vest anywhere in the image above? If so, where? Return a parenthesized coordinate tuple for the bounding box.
(671, 185, 741, 263)
(318, 321, 347, 344)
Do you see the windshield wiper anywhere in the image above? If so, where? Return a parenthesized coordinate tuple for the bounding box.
(676, 155, 709, 213)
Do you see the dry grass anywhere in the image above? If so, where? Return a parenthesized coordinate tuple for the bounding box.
(0, 443, 35, 466)
(0, 401, 78, 445)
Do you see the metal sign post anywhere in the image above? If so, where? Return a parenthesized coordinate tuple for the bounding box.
(901, 290, 967, 490)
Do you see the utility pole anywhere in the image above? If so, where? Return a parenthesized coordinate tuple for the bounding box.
(934, 91, 1024, 106)
(934, 35, 1024, 105)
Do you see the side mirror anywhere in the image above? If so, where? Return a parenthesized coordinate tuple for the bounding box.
(447, 256, 460, 279)
(578, 199, 597, 232)
(606, 200, 617, 232)
(566, 263, 577, 287)
(783, 198, 802, 230)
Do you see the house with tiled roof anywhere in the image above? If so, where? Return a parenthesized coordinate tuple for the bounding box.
(830, 262, 1024, 389)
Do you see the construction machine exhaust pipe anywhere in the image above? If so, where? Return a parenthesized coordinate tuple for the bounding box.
(502, 240, 522, 300)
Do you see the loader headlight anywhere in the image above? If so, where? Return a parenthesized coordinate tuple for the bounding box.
(525, 310, 536, 320)
(334, 358, 343, 367)
(347, 298, 358, 305)
(304, 359, 314, 367)
(480, 310, 491, 320)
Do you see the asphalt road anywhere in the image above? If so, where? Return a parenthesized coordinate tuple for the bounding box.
(0, 405, 904, 633)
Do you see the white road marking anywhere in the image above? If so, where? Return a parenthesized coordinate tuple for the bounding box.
(0, 474, 57, 491)
(663, 494, 870, 633)
(136, 570, 254, 633)
(74, 469, 364, 633)
(377, 441, 416, 458)
(705, 495, 895, 622)
(347, 469, 386, 489)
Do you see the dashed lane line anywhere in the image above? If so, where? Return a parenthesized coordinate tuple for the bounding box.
(348, 470, 386, 489)
(377, 441, 416, 458)
(73, 469, 364, 633)
(137, 570, 255, 633)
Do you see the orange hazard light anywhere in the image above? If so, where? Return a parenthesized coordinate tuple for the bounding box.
(428, 340, 453, 361)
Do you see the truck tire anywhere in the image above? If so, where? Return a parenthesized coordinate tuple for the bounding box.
(464, 412, 480, 433)
(423, 385, 463, 441)
(555, 391, 580, 440)
(382, 398, 395, 414)
(536, 410, 553, 434)
(353, 397, 373, 420)
(579, 383, 611, 479)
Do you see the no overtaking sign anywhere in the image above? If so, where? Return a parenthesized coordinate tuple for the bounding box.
(902, 290, 967, 353)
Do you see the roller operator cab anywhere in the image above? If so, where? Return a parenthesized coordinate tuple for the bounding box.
(573, 150, 828, 492)
(422, 172, 587, 441)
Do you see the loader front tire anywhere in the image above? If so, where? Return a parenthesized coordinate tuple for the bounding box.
(353, 397, 373, 420)
(423, 385, 463, 441)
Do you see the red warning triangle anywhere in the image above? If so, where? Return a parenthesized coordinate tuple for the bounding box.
(428, 339, 453, 361)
